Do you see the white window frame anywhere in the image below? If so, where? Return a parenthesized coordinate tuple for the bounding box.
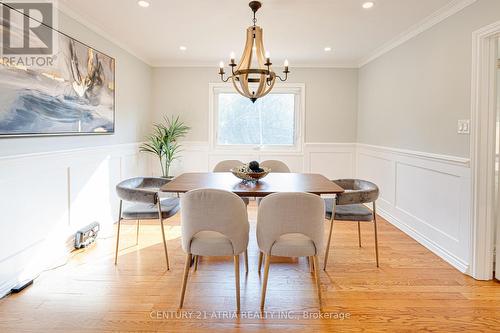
(208, 82, 305, 153)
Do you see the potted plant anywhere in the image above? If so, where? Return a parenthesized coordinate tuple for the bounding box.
(140, 115, 190, 178)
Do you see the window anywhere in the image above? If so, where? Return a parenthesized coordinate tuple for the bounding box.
(211, 84, 304, 151)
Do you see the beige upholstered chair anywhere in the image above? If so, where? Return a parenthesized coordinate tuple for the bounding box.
(257, 192, 324, 310)
(213, 160, 244, 172)
(323, 179, 380, 270)
(197, 160, 250, 270)
(179, 189, 249, 312)
(212, 159, 249, 202)
(256, 160, 292, 205)
(260, 160, 291, 173)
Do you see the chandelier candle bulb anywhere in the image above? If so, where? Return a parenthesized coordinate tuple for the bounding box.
(219, 61, 225, 75)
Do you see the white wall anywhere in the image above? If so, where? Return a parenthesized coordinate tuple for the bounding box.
(3, 1, 498, 297)
(356, 0, 500, 275)
(0, 11, 153, 157)
(151, 67, 358, 143)
(150, 66, 359, 182)
(358, 0, 500, 158)
(162, 142, 356, 181)
(0, 11, 152, 297)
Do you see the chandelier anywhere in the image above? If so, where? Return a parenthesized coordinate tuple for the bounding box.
(218, 1, 290, 103)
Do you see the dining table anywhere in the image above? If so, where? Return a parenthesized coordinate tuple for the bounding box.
(160, 172, 345, 197)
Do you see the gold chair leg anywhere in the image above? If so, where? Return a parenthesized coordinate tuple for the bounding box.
(234, 255, 241, 313)
(324, 199, 336, 270)
(313, 255, 322, 310)
(357, 221, 362, 247)
(309, 256, 314, 273)
(373, 202, 380, 268)
(244, 250, 249, 274)
(114, 200, 123, 265)
(194, 255, 199, 271)
(260, 254, 271, 310)
(135, 220, 140, 245)
(258, 252, 264, 273)
(323, 199, 335, 271)
(157, 201, 170, 270)
(179, 253, 192, 308)
(323, 220, 334, 270)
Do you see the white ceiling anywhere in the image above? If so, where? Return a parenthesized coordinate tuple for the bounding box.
(58, 0, 460, 67)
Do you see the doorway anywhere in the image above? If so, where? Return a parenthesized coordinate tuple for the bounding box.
(495, 37, 500, 280)
(470, 22, 500, 281)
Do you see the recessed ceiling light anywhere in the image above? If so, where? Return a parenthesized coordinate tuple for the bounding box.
(137, 1, 150, 8)
(324, 47, 332, 52)
(362, 1, 375, 9)
(179, 46, 187, 51)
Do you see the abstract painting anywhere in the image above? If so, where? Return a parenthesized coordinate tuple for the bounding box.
(0, 4, 115, 137)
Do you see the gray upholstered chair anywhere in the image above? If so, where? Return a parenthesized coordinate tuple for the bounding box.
(323, 179, 380, 270)
(257, 192, 324, 310)
(179, 189, 249, 312)
(114, 177, 180, 270)
(260, 160, 291, 173)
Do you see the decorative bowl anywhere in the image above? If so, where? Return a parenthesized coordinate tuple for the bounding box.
(231, 165, 271, 182)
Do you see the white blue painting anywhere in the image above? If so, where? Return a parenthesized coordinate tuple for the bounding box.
(0, 4, 115, 137)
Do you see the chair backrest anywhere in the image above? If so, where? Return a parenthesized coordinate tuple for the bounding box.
(257, 192, 324, 255)
(180, 189, 249, 255)
(213, 160, 244, 172)
(333, 179, 379, 205)
(116, 177, 171, 204)
(260, 160, 291, 173)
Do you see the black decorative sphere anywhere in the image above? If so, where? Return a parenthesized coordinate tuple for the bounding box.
(248, 161, 260, 171)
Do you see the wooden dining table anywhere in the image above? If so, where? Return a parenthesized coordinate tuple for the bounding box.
(160, 172, 344, 197)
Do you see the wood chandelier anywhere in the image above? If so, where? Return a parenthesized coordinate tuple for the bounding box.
(218, 1, 290, 103)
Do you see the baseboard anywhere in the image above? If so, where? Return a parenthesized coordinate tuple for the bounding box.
(375, 205, 469, 273)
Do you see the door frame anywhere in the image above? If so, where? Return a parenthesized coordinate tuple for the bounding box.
(470, 21, 500, 280)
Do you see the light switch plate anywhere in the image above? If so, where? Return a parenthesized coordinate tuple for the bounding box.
(458, 120, 470, 134)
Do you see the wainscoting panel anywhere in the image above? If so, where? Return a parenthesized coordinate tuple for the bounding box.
(357, 151, 396, 206)
(0, 143, 147, 297)
(356, 144, 471, 273)
(305, 144, 356, 180)
(0, 141, 472, 297)
(156, 142, 357, 178)
(0, 163, 69, 296)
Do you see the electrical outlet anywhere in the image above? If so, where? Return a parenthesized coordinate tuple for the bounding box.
(458, 120, 470, 134)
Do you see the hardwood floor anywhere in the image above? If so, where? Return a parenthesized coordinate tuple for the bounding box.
(0, 202, 499, 332)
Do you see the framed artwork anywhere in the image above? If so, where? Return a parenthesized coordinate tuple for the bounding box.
(0, 3, 115, 137)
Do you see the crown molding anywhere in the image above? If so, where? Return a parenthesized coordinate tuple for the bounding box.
(54, 1, 154, 66)
(55, 0, 477, 70)
(358, 0, 478, 68)
(150, 61, 358, 69)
